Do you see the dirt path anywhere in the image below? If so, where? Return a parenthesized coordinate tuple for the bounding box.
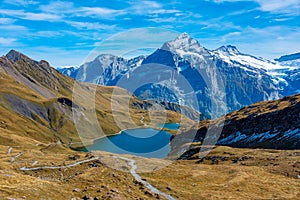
(19, 157, 100, 171)
(19, 154, 176, 199)
(115, 156, 176, 200)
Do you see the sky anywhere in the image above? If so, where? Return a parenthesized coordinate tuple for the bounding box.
(0, 0, 299, 67)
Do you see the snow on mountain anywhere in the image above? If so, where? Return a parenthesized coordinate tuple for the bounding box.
(66, 54, 145, 85)
(58, 33, 300, 118)
(213, 46, 292, 71)
(211, 45, 298, 96)
(161, 33, 211, 58)
(170, 93, 300, 158)
(57, 66, 79, 77)
(275, 52, 300, 69)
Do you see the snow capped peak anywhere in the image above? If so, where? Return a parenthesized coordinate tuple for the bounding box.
(176, 32, 190, 40)
(169, 32, 200, 48)
(160, 33, 210, 59)
(216, 45, 240, 55)
(95, 54, 119, 60)
(212, 44, 294, 75)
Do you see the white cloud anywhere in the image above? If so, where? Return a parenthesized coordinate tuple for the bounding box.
(32, 31, 63, 38)
(206, 0, 243, 3)
(199, 17, 242, 31)
(39, 1, 74, 13)
(207, 0, 300, 15)
(148, 9, 181, 15)
(39, 1, 125, 19)
(0, 25, 28, 31)
(148, 17, 177, 23)
(66, 21, 116, 30)
(4, 0, 39, 6)
(22, 12, 61, 21)
(220, 31, 241, 42)
(36, 0, 182, 22)
(0, 37, 17, 46)
(77, 7, 125, 18)
(0, 9, 61, 21)
(273, 17, 293, 22)
(255, 0, 300, 15)
(127, 0, 184, 17)
(0, 18, 16, 24)
(128, 0, 162, 15)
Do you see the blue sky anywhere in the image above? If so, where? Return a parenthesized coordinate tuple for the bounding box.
(0, 0, 299, 67)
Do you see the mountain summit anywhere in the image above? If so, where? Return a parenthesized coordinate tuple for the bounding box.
(161, 32, 210, 57)
(5, 49, 30, 62)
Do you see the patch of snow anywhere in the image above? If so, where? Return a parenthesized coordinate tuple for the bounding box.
(218, 131, 247, 144)
(281, 129, 300, 140)
(175, 49, 205, 60)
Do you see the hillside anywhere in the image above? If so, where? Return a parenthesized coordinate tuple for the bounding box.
(0, 50, 194, 149)
(170, 92, 300, 159)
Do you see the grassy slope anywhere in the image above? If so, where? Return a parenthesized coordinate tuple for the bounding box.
(1, 144, 299, 199)
(170, 93, 300, 157)
(0, 53, 194, 149)
(142, 146, 300, 199)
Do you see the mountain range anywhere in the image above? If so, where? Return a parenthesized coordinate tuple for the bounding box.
(58, 33, 300, 119)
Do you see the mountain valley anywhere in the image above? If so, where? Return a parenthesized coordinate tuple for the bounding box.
(0, 38, 300, 199)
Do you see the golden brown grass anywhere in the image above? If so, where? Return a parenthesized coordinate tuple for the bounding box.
(1, 145, 300, 199)
(141, 146, 300, 199)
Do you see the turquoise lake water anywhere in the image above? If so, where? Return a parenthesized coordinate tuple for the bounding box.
(84, 124, 179, 158)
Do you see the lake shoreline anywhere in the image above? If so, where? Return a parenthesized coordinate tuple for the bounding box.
(70, 123, 179, 150)
(72, 124, 179, 158)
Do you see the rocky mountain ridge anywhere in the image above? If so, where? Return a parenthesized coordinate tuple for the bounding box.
(59, 33, 300, 118)
(170, 92, 300, 159)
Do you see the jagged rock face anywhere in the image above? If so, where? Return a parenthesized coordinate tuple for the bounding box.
(59, 34, 300, 119)
(72, 55, 145, 86)
(170, 93, 300, 159)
